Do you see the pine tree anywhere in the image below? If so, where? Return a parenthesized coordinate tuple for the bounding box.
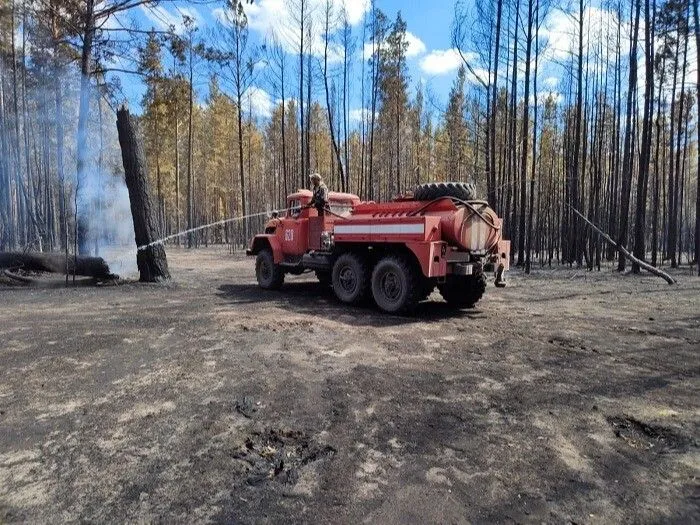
(445, 66, 467, 180)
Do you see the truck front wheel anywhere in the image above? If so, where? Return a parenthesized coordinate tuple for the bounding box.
(371, 256, 420, 314)
(438, 274, 486, 308)
(332, 252, 370, 304)
(256, 249, 284, 290)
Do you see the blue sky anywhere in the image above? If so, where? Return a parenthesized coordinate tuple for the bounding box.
(108, 0, 671, 125)
(108, 0, 486, 122)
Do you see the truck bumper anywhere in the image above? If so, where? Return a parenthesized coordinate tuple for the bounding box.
(450, 262, 478, 276)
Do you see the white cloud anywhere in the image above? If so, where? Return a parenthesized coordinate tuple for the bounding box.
(243, 87, 273, 118)
(541, 6, 627, 63)
(226, 0, 370, 59)
(101, 11, 126, 30)
(540, 9, 575, 60)
(465, 66, 491, 86)
(343, 0, 371, 26)
(419, 48, 492, 85)
(362, 41, 376, 60)
(349, 107, 374, 123)
(543, 76, 559, 89)
(362, 31, 427, 61)
(140, 5, 173, 31)
(405, 32, 426, 58)
(419, 48, 462, 75)
(140, 5, 203, 33)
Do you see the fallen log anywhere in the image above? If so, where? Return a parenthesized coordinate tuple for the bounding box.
(569, 206, 676, 285)
(3, 268, 34, 284)
(0, 252, 114, 279)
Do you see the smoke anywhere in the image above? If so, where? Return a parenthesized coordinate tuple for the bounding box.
(73, 77, 139, 278)
(78, 166, 138, 278)
(0, 47, 148, 279)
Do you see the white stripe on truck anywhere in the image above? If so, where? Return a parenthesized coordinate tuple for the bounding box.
(334, 223, 425, 235)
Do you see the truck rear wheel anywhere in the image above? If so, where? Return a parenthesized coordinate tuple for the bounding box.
(438, 274, 486, 308)
(371, 256, 420, 314)
(255, 249, 284, 290)
(332, 252, 370, 304)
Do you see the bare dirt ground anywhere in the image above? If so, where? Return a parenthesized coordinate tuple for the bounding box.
(1, 247, 698, 524)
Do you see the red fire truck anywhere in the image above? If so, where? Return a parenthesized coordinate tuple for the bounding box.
(247, 182, 509, 314)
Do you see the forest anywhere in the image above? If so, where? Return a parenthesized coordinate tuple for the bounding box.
(2, 2, 700, 521)
(0, 0, 698, 274)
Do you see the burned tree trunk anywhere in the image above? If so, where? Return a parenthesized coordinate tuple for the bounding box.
(116, 106, 170, 282)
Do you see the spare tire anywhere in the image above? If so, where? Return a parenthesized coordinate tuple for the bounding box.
(413, 181, 477, 201)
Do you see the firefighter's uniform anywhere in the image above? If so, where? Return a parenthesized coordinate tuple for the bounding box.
(309, 174, 329, 215)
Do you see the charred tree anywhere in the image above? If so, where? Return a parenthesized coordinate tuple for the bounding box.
(489, 0, 503, 210)
(571, 0, 586, 266)
(518, 0, 534, 267)
(617, 0, 641, 271)
(694, 0, 700, 275)
(75, 0, 95, 255)
(116, 107, 170, 282)
(632, 0, 655, 273)
(670, 3, 690, 268)
(322, 0, 346, 192)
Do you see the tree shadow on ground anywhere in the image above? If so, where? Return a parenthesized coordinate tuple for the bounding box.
(215, 280, 487, 327)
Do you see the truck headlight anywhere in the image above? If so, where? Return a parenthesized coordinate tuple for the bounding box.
(320, 231, 333, 250)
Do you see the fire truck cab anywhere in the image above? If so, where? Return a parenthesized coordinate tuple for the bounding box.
(266, 190, 361, 255)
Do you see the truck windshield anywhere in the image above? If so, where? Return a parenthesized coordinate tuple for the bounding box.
(288, 199, 301, 217)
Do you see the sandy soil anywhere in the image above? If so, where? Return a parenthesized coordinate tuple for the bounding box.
(1, 247, 698, 523)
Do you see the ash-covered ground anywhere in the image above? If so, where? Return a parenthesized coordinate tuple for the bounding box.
(1, 248, 698, 523)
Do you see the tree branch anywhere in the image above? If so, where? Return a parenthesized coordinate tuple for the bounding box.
(568, 204, 676, 284)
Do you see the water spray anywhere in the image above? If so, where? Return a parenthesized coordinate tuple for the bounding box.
(136, 208, 290, 251)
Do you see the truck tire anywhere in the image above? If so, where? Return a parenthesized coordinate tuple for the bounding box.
(413, 181, 477, 201)
(332, 252, 370, 304)
(371, 255, 420, 314)
(438, 274, 486, 308)
(255, 249, 284, 290)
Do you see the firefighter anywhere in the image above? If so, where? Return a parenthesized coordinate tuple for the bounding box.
(307, 172, 329, 215)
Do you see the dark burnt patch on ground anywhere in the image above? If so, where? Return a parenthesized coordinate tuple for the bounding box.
(607, 415, 697, 453)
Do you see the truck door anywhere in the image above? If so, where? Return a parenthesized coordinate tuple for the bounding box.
(282, 199, 306, 256)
